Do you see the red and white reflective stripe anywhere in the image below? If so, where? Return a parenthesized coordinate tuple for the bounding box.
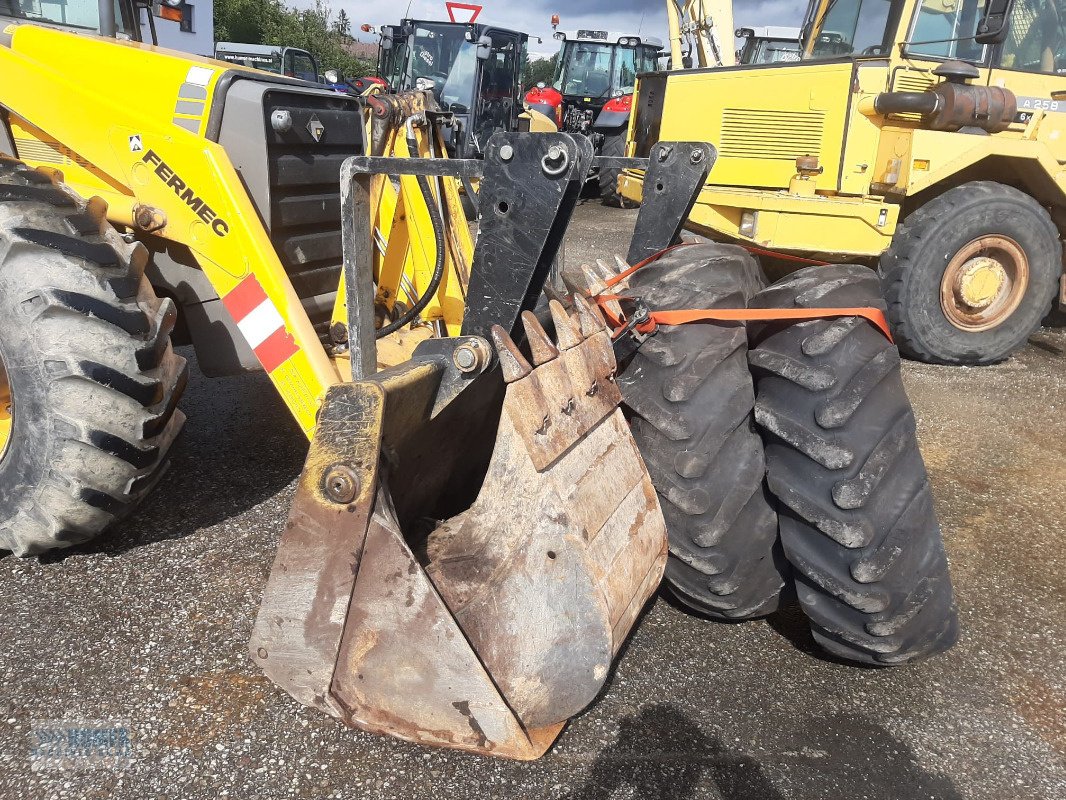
(222, 275, 299, 372)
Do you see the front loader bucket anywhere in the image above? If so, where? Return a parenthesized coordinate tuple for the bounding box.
(249, 299, 667, 759)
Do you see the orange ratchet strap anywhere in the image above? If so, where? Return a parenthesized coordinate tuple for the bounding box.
(595, 243, 894, 343)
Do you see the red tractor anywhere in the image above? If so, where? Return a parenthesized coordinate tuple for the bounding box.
(525, 20, 662, 206)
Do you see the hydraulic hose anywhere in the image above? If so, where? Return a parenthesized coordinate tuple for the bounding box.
(375, 119, 447, 339)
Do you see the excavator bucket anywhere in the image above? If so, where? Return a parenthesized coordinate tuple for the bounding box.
(249, 132, 714, 758)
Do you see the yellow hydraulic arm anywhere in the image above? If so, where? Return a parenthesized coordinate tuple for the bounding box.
(666, 0, 736, 69)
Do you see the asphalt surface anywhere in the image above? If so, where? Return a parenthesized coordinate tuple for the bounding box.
(2, 202, 1065, 800)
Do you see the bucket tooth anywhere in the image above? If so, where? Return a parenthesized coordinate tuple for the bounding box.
(580, 264, 623, 320)
(549, 299, 583, 350)
(581, 263, 605, 294)
(572, 293, 607, 338)
(491, 324, 532, 383)
(594, 258, 616, 280)
(522, 311, 560, 365)
(560, 271, 587, 298)
(543, 282, 570, 309)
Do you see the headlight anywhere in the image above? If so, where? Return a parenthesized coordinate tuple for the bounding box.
(739, 211, 759, 238)
(415, 77, 435, 91)
(161, 0, 182, 7)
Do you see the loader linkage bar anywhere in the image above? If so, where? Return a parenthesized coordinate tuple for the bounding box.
(339, 131, 716, 371)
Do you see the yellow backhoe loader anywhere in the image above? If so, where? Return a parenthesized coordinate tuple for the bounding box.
(624, 0, 1066, 367)
(0, 0, 960, 759)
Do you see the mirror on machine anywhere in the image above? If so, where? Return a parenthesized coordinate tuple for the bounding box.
(975, 0, 1014, 44)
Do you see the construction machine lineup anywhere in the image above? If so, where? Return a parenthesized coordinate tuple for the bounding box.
(0, 0, 1057, 764)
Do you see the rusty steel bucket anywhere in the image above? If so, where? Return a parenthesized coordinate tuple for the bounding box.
(249, 297, 667, 759)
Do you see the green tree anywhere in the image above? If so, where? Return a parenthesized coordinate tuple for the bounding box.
(214, 0, 375, 80)
(333, 9, 351, 39)
(523, 53, 557, 90)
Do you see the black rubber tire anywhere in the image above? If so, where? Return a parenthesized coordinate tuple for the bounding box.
(749, 264, 959, 665)
(0, 157, 187, 555)
(617, 243, 789, 620)
(879, 181, 1060, 365)
(598, 131, 637, 209)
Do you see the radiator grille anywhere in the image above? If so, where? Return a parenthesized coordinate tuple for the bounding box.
(14, 137, 91, 168)
(889, 70, 937, 121)
(891, 70, 935, 93)
(262, 91, 363, 338)
(718, 109, 825, 160)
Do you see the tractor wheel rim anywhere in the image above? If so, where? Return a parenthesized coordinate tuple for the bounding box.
(940, 235, 1029, 332)
(0, 352, 12, 461)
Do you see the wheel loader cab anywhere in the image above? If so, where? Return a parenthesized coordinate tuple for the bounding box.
(623, 0, 1066, 365)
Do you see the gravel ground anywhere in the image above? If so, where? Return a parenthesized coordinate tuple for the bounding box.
(1, 202, 1064, 800)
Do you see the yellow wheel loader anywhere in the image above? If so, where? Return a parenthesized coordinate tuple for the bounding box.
(623, 0, 1066, 366)
(0, 0, 961, 758)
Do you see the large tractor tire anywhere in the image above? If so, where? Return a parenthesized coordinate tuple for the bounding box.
(598, 131, 637, 209)
(0, 158, 187, 555)
(617, 244, 789, 620)
(879, 181, 1060, 365)
(749, 264, 958, 665)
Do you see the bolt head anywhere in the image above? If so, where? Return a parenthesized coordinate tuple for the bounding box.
(499, 144, 514, 161)
(270, 109, 293, 134)
(547, 144, 564, 161)
(323, 464, 359, 504)
(453, 340, 486, 373)
(690, 149, 704, 163)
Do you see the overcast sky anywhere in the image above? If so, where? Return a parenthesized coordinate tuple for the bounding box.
(308, 0, 809, 59)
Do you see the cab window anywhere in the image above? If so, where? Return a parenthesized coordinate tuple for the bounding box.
(2, 0, 133, 33)
(807, 0, 899, 58)
(286, 51, 318, 82)
(613, 46, 658, 93)
(473, 33, 520, 150)
(994, 0, 1066, 74)
(482, 34, 519, 99)
(907, 0, 988, 61)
